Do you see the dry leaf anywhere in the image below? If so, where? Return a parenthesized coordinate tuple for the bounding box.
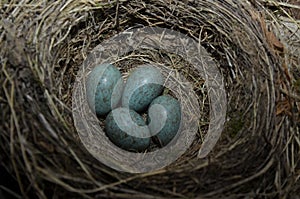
(250, 10, 284, 52)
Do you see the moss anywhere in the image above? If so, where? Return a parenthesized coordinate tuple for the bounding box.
(226, 115, 245, 138)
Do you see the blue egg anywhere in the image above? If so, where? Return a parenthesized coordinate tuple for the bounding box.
(105, 107, 151, 152)
(147, 95, 181, 146)
(86, 63, 124, 116)
(122, 65, 164, 112)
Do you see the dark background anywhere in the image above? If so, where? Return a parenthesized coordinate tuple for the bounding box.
(0, 165, 21, 199)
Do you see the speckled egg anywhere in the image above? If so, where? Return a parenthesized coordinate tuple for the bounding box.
(122, 65, 164, 112)
(105, 107, 151, 152)
(86, 63, 124, 116)
(147, 95, 181, 146)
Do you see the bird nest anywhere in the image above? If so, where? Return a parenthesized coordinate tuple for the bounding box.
(1, 0, 299, 198)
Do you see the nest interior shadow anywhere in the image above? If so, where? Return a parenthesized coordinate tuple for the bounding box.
(0, 0, 299, 198)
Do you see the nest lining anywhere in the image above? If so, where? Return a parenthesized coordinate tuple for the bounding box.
(0, 0, 299, 198)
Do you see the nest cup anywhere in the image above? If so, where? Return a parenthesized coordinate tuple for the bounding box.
(1, 0, 299, 198)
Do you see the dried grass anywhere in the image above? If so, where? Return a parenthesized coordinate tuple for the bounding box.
(0, 0, 299, 198)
